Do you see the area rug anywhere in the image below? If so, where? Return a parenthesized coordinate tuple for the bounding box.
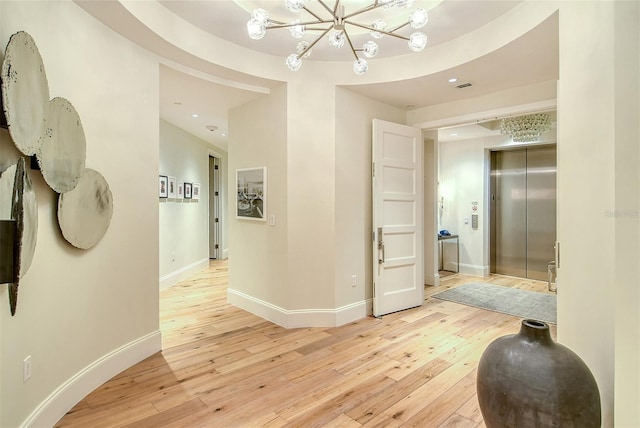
(432, 282, 557, 324)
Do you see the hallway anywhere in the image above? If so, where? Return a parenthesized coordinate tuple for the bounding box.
(56, 261, 554, 427)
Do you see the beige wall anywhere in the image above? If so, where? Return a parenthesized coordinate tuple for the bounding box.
(228, 84, 406, 323)
(1, 1, 638, 427)
(159, 119, 217, 288)
(423, 131, 439, 286)
(557, 1, 639, 426)
(0, 2, 160, 426)
(334, 88, 405, 308)
(286, 77, 337, 311)
(613, 2, 640, 424)
(228, 84, 288, 308)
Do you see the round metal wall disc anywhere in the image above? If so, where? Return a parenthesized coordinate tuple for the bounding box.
(1, 31, 50, 156)
(37, 97, 87, 193)
(0, 160, 38, 278)
(58, 168, 113, 250)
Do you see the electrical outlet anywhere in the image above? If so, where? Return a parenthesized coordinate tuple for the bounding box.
(352, 274, 357, 287)
(23, 356, 31, 382)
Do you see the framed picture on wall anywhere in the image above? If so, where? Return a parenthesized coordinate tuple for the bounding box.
(177, 181, 184, 199)
(159, 175, 168, 198)
(184, 182, 192, 199)
(236, 167, 266, 221)
(192, 183, 200, 200)
(168, 176, 177, 198)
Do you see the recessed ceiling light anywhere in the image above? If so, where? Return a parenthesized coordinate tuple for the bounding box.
(221, 133, 227, 137)
(448, 78, 458, 83)
(450, 133, 459, 136)
(206, 125, 218, 132)
(192, 114, 199, 118)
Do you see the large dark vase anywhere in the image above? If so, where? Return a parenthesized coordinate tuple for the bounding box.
(477, 319, 601, 427)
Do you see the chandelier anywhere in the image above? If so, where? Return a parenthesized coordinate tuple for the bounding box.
(246, 0, 429, 75)
(500, 113, 552, 143)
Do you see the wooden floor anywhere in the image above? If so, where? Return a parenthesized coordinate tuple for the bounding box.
(56, 262, 556, 428)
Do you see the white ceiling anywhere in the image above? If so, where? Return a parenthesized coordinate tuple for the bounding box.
(159, 0, 521, 60)
(159, 65, 269, 149)
(78, 0, 559, 150)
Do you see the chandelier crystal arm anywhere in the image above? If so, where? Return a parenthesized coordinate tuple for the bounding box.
(342, 28, 360, 61)
(267, 20, 332, 29)
(343, 3, 385, 20)
(346, 20, 410, 41)
(333, 0, 340, 14)
(268, 18, 287, 25)
(301, 5, 325, 21)
(297, 26, 332, 58)
(389, 21, 410, 32)
(317, 0, 337, 16)
(306, 27, 338, 31)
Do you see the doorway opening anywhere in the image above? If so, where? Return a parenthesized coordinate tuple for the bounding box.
(489, 145, 557, 281)
(209, 155, 221, 259)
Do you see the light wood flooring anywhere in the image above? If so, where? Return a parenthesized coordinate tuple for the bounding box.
(55, 261, 556, 428)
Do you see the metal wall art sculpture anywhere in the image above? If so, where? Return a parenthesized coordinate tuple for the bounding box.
(37, 97, 87, 193)
(0, 158, 38, 315)
(1, 31, 49, 156)
(0, 30, 114, 315)
(58, 169, 113, 250)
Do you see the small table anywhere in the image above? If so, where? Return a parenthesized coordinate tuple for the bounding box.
(438, 234, 459, 273)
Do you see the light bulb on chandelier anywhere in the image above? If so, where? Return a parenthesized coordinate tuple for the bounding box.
(246, 0, 429, 75)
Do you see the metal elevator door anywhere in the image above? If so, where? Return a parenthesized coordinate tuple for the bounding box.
(490, 146, 556, 281)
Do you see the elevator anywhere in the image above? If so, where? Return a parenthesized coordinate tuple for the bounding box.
(490, 146, 556, 281)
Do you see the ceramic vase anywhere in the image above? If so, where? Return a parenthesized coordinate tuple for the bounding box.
(477, 319, 601, 427)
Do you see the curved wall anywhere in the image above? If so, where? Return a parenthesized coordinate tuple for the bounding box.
(1, 1, 637, 427)
(0, 2, 160, 426)
(98, 2, 637, 426)
(94, 0, 558, 86)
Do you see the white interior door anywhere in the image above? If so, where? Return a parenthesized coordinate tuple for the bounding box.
(373, 119, 424, 317)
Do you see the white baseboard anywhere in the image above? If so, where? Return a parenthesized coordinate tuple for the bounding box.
(22, 330, 162, 428)
(459, 263, 489, 277)
(427, 272, 440, 286)
(160, 258, 209, 290)
(227, 288, 370, 328)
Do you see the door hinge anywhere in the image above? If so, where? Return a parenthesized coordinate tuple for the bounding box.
(214, 191, 219, 196)
(214, 165, 219, 170)
(215, 244, 219, 249)
(215, 218, 219, 223)
(372, 162, 375, 177)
